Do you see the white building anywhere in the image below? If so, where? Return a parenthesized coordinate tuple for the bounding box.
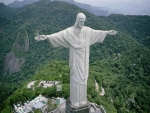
(14, 95, 48, 113)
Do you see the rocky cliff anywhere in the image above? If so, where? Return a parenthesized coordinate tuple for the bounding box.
(3, 29, 29, 74)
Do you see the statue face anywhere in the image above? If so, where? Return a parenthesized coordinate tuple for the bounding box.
(79, 18, 85, 29)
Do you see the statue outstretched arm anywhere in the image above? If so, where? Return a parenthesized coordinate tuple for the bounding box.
(90, 28, 117, 45)
(35, 35, 47, 41)
(104, 30, 117, 35)
(35, 30, 70, 48)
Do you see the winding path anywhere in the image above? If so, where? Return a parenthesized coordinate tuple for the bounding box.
(95, 80, 105, 96)
(27, 81, 36, 88)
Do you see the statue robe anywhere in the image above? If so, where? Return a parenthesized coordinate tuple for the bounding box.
(46, 26, 107, 107)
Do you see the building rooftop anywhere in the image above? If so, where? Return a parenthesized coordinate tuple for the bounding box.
(33, 101, 45, 109)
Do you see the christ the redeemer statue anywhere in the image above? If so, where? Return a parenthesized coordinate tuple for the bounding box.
(35, 13, 117, 107)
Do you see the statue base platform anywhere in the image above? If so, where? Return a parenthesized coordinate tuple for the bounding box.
(66, 98, 90, 113)
(48, 98, 106, 113)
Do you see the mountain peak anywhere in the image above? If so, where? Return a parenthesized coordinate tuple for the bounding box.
(0, 2, 6, 7)
(8, 0, 40, 7)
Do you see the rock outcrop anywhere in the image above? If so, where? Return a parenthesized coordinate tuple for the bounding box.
(3, 52, 25, 74)
(3, 29, 29, 74)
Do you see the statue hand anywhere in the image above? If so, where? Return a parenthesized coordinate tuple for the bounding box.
(108, 30, 117, 35)
(35, 35, 47, 41)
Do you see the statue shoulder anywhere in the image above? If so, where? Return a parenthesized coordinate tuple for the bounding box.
(60, 26, 74, 35)
(64, 26, 73, 32)
(82, 26, 92, 31)
(58, 27, 72, 34)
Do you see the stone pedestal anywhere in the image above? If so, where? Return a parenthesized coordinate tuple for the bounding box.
(49, 98, 105, 113)
(66, 98, 91, 113)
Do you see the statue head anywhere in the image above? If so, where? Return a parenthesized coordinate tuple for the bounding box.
(74, 13, 86, 29)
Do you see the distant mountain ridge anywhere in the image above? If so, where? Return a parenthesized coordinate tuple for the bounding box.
(8, 0, 109, 16)
(8, 0, 39, 7)
(0, 3, 20, 18)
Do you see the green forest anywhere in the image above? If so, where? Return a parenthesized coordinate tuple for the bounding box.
(0, 0, 150, 113)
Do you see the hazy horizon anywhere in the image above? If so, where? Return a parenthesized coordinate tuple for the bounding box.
(0, 0, 150, 15)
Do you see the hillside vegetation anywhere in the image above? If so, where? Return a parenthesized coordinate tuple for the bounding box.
(101, 14, 150, 49)
(0, 3, 20, 18)
(0, 0, 150, 113)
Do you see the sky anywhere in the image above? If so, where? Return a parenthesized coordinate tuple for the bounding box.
(0, 0, 150, 15)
